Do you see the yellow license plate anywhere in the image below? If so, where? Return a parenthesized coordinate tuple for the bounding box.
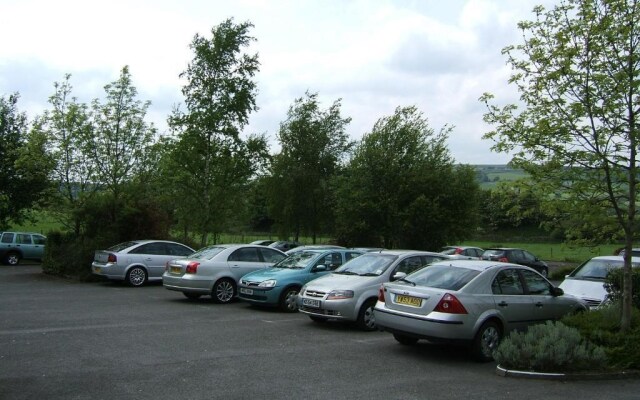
(396, 295, 422, 307)
(170, 267, 182, 274)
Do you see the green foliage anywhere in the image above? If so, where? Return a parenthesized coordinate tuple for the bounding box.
(562, 303, 640, 369)
(494, 321, 607, 372)
(42, 230, 99, 280)
(335, 106, 480, 249)
(604, 268, 640, 309)
(0, 93, 54, 229)
(268, 91, 353, 242)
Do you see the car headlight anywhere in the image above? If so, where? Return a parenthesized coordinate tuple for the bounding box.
(327, 290, 354, 300)
(259, 279, 277, 288)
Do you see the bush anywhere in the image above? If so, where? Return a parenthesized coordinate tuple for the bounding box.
(562, 303, 640, 369)
(42, 231, 103, 281)
(604, 268, 640, 309)
(494, 321, 607, 372)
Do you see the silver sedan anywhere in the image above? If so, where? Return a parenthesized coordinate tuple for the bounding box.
(163, 244, 287, 303)
(374, 259, 587, 362)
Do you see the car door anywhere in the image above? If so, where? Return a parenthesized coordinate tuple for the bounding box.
(16, 234, 36, 259)
(491, 268, 536, 332)
(128, 242, 172, 279)
(520, 269, 567, 321)
(227, 246, 265, 281)
(30, 234, 46, 260)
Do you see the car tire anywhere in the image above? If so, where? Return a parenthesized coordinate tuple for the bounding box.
(309, 315, 327, 323)
(393, 333, 418, 346)
(183, 292, 201, 300)
(279, 287, 300, 312)
(472, 320, 502, 362)
(212, 278, 235, 304)
(4, 252, 20, 266)
(356, 299, 377, 331)
(126, 266, 147, 287)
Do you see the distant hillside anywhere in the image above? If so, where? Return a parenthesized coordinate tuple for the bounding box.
(472, 165, 529, 189)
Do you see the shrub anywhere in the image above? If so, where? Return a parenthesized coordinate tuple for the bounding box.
(604, 268, 640, 309)
(562, 303, 640, 369)
(493, 321, 607, 372)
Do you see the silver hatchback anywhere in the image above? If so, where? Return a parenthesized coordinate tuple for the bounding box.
(374, 260, 587, 361)
(297, 250, 448, 331)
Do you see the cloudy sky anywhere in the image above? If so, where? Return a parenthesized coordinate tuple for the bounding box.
(0, 0, 557, 164)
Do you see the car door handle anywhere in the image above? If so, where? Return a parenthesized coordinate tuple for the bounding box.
(498, 301, 508, 307)
(145, 258, 153, 261)
(231, 264, 240, 268)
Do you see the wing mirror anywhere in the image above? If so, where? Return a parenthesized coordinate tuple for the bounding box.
(392, 272, 407, 281)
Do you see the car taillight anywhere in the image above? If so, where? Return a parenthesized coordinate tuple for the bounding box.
(498, 257, 508, 263)
(107, 253, 117, 263)
(455, 248, 463, 254)
(434, 293, 468, 314)
(378, 285, 385, 303)
(186, 262, 199, 274)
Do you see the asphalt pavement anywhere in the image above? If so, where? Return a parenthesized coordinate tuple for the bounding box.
(1, 264, 639, 400)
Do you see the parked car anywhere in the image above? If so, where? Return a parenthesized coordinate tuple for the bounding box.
(440, 245, 484, 260)
(238, 249, 363, 311)
(618, 248, 640, 257)
(559, 255, 640, 309)
(0, 231, 47, 265)
(285, 245, 344, 255)
(481, 247, 549, 277)
(374, 259, 588, 362)
(250, 240, 275, 246)
(163, 244, 287, 303)
(92, 240, 195, 286)
(296, 250, 448, 331)
(269, 240, 302, 252)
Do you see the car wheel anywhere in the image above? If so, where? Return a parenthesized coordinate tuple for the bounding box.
(183, 292, 201, 300)
(356, 299, 377, 331)
(393, 333, 418, 346)
(472, 320, 502, 362)
(279, 287, 300, 312)
(4, 252, 20, 265)
(309, 315, 327, 323)
(126, 266, 147, 287)
(212, 278, 235, 304)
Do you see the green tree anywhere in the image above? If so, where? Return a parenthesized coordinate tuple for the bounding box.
(481, 0, 639, 330)
(167, 18, 267, 246)
(0, 94, 53, 229)
(268, 92, 352, 242)
(335, 106, 480, 249)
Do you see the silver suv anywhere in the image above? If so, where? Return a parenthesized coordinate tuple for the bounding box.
(0, 231, 47, 265)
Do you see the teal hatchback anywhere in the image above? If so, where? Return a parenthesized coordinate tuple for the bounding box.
(238, 249, 363, 312)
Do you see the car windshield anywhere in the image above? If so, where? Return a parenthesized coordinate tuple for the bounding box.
(404, 265, 480, 291)
(108, 241, 139, 252)
(568, 259, 638, 280)
(273, 251, 317, 269)
(334, 254, 397, 276)
(189, 246, 226, 260)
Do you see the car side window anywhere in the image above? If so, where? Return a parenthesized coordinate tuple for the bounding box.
(492, 269, 525, 295)
(259, 248, 286, 263)
(0, 233, 12, 243)
(509, 250, 524, 262)
(521, 269, 552, 295)
(166, 243, 193, 256)
(130, 242, 166, 255)
(229, 247, 261, 262)
(17, 234, 32, 244)
(32, 235, 46, 245)
(345, 252, 361, 261)
(396, 256, 423, 275)
(522, 251, 536, 262)
(422, 255, 443, 265)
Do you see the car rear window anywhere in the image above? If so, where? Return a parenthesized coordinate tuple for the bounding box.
(190, 246, 226, 260)
(108, 241, 139, 252)
(406, 265, 481, 291)
(483, 250, 505, 257)
(440, 248, 459, 255)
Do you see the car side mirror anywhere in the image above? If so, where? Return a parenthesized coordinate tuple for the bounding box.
(552, 287, 564, 296)
(392, 272, 407, 281)
(314, 265, 327, 272)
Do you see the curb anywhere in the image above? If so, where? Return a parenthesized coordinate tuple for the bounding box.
(496, 365, 640, 381)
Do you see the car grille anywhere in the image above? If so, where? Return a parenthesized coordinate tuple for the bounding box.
(240, 280, 261, 287)
(583, 298, 603, 309)
(304, 290, 326, 298)
(299, 306, 339, 316)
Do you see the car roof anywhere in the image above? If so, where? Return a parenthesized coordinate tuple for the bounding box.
(485, 247, 521, 251)
(369, 250, 447, 257)
(588, 255, 640, 262)
(430, 259, 524, 271)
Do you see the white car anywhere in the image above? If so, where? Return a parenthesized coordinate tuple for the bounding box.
(163, 244, 287, 302)
(559, 255, 640, 308)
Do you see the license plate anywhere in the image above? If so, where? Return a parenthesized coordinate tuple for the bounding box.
(170, 267, 181, 274)
(239, 288, 253, 295)
(395, 294, 422, 307)
(302, 298, 321, 308)
(94, 267, 101, 274)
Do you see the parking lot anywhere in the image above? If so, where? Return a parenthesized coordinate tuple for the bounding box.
(1, 264, 639, 400)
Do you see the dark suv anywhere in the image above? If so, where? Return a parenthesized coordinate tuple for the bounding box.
(0, 231, 47, 265)
(481, 247, 549, 277)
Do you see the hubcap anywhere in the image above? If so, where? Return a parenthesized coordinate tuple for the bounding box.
(216, 281, 234, 302)
(481, 326, 500, 357)
(7, 255, 19, 265)
(363, 305, 376, 329)
(129, 268, 146, 286)
(284, 290, 298, 311)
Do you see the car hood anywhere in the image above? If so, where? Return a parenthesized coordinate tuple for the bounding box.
(559, 278, 607, 301)
(304, 273, 382, 291)
(242, 267, 310, 282)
